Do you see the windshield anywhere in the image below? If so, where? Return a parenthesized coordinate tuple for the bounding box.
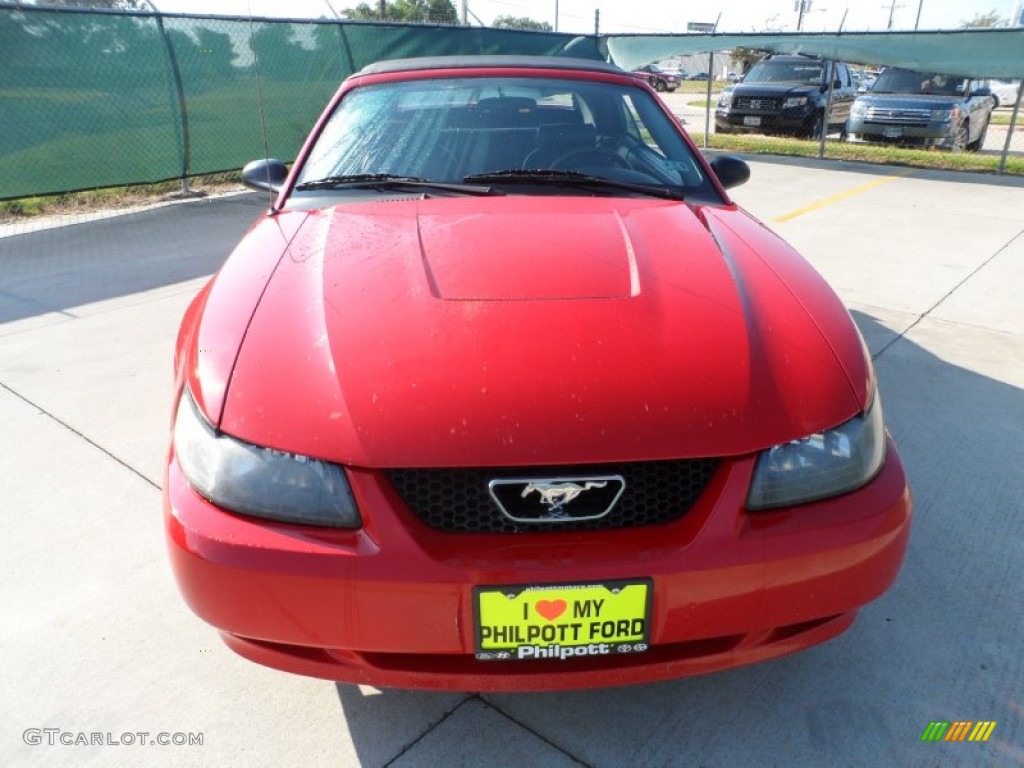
(295, 75, 710, 198)
(745, 60, 824, 85)
(870, 69, 967, 95)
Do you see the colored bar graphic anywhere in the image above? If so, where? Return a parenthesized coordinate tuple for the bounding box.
(945, 721, 972, 741)
(969, 722, 997, 742)
(921, 720, 996, 742)
(921, 722, 949, 741)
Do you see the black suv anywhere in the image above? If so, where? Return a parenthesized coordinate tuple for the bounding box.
(716, 55, 857, 138)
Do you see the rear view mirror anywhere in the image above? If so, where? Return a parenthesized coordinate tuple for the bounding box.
(709, 155, 750, 190)
(242, 158, 288, 194)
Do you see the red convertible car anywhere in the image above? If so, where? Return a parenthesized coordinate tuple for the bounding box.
(165, 55, 912, 691)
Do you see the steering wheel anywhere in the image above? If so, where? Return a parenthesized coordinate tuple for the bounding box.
(548, 147, 631, 171)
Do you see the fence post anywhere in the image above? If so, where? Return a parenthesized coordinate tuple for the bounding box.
(154, 12, 192, 194)
(819, 60, 836, 159)
(997, 85, 1022, 176)
(703, 50, 714, 150)
(336, 22, 357, 75)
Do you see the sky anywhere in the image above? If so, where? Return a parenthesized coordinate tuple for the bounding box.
(150, 0, 1022, 34)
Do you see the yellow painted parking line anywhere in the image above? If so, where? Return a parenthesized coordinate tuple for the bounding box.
(773, 169, 916, 223)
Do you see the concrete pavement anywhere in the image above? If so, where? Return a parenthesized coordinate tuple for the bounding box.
(2, 160, 1022, 767)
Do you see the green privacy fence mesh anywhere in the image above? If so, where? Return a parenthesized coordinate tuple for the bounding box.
(2, 6, 1022, 200)
(0, 7, 601, 200)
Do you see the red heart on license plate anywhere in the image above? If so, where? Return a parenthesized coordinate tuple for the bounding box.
(535, 599, 567, 621)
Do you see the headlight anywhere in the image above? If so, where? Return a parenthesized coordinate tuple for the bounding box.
(173, 390, 361, 527)
(718, 91, 733, 108)
(746, 394, 886, 511)
(850, 102, 867, 118)
(783, 96, 808, 108)
(931, 107, 959, 121)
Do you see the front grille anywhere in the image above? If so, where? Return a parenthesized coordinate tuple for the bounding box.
(864, 107, 931, 125)
(386, 459, 720, 533)
(735, 97, 780, 111)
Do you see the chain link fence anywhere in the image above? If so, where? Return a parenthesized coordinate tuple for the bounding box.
(0, 5, 599, 200)
(655, 50, 1022, 176)
(1, 6, 1022, 202)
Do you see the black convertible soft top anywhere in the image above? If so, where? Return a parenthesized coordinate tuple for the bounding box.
(358, 55, 624, 77)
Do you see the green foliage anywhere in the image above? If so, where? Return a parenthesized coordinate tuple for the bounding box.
(491, 15, 552, 31)
(731, 47, 766, 74)
(343, 0, 459, 24)
(960, 9, 1006, 28)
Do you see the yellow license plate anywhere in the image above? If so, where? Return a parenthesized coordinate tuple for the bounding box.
(474, 579, 652, 661)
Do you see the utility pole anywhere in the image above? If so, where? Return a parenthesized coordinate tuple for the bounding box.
(379, 0, 386, 20)
(461, 0, 468, 25)
(555, 0, 559, 32)
(594, 8, 600, 35)
(795, 0, 810, 31)
(883, 0, 903, 29)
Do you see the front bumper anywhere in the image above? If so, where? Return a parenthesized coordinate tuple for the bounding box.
(846, 117, 958, 147)
(164, 441, 912, 691)
(715, 108, 815, 135)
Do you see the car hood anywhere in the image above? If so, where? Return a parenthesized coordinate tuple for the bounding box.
(218, 196, 869, 467)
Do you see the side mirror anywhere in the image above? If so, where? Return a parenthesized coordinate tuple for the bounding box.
(709, 155, 750, 190)
(242, 158, 289, 194)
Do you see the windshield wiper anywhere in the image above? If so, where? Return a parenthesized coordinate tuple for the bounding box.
(463, 169, 683, 201)
(295, 173, 502, 196)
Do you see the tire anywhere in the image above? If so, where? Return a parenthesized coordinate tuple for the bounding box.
(949, 121, 969, 152)
(807, 113, 824, 140)
(967, 119, 989, 152)
(654, 79, 666, 93)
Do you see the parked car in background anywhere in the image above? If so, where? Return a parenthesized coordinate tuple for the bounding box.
(716, 55, 857, 138)
(632, 63, 680, 92)
(980, 79, 1020, 108)
(165, 54, 912, 692)
(689, 72, 710, 81)
(847, 68, 995, 151)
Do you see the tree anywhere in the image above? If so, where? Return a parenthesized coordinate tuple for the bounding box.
(343, 0, 458, 24)
(960, 9, 1006, 28)
(731, 47, 767, 74)
(492, 15, 552, 32)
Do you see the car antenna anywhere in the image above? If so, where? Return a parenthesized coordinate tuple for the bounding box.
(247, 0, 276, 213)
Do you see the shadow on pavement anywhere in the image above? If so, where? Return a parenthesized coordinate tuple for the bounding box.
(0, 193, 266, 323)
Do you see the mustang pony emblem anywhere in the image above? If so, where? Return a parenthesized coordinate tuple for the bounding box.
(521, 481, 608, 517)
(487, 475, 624, 523)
